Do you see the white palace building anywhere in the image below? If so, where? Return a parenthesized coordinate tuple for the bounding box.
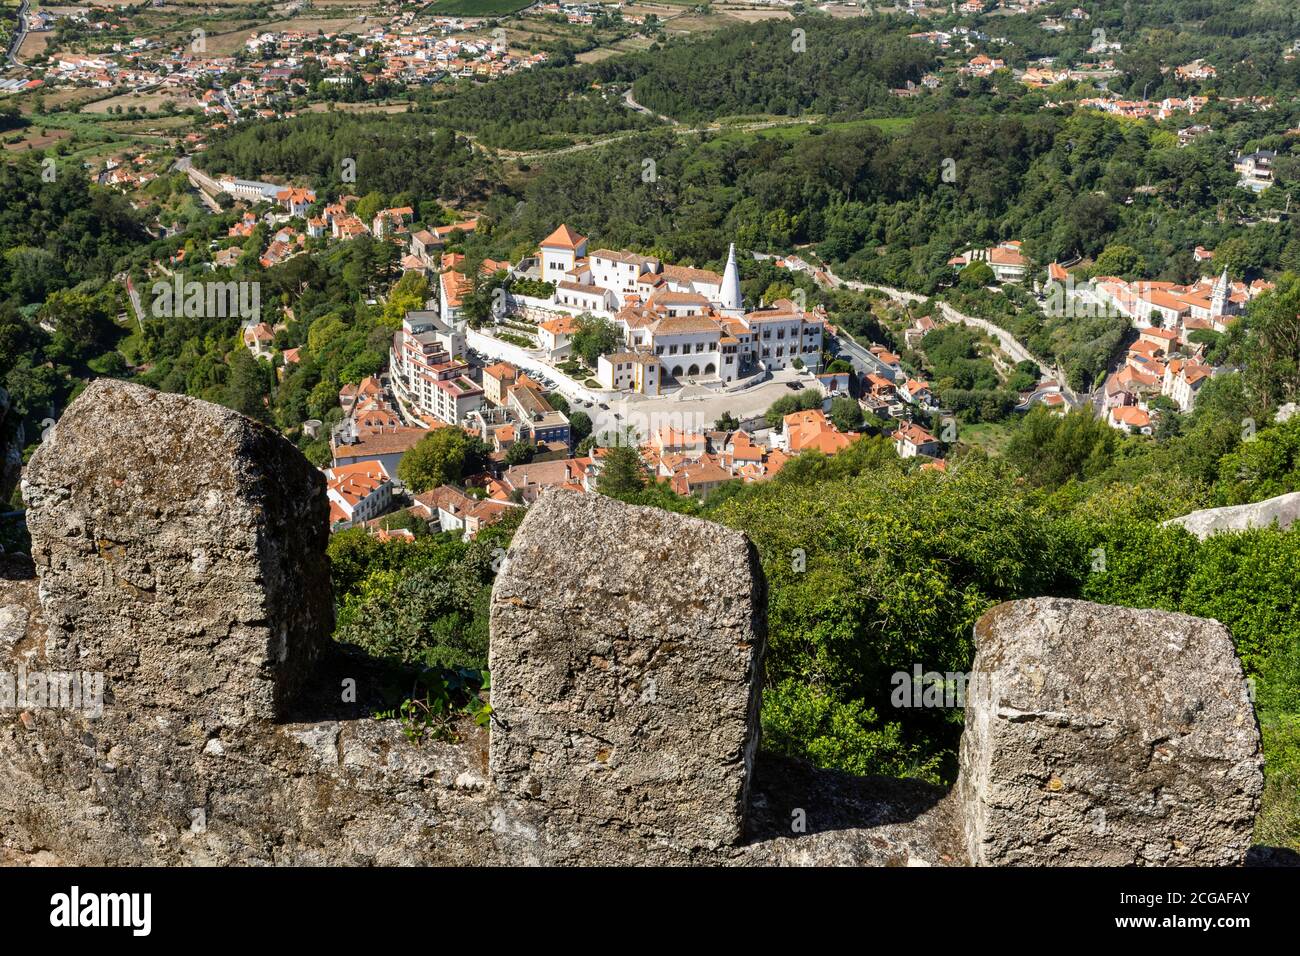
(513, 225, 827, 396)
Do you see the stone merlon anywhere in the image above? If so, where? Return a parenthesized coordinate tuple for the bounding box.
(0, 382, 1266, 865)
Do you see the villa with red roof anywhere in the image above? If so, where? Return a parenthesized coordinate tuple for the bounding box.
(324, 460, 394, 529)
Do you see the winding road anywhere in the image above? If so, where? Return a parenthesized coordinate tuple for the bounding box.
(621, 87, 679, 126)
(499, 96, 819, 163)
(4, 0, 30, 70)
(759, 253, 1083, 407)
(173, 156, 225, 213)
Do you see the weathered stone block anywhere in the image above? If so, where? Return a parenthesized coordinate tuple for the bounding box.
(958, 597, 1264, 866)
(22, 380, 332, 726)
(1163, 491, 1300, 540)
(489, 489, 765, 850)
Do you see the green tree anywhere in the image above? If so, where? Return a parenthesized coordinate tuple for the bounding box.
(308, 313, 347, 354)
(505, 441, 535, 466)
(381, 272, 430, 330)
(1242, 273, 1300, 414)
(1005, 407, 1116, 488)
(713, 461, 1082, 781)
(398, 427, 483, 492)
(597, 444, 646, 496)
(1092, 244, 1147, 279)
(764, 390, 822, 429)
(353, 192, 387, 226)
(958, 261, 995, 289)
(570, 314, 622, 367)
(569, 410, 592, 444)
(224, 347, 272, 423)
(40, 287, 116, 362)
(829, 396, 864, 432)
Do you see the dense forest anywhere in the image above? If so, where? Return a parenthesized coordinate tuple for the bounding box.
(622, 18, 931, 122)
(198, 115, 502, 205)
(0, 157, 149, 505)
(422, 66, 658, 151)
(411, 16, 930, 149)
(0, 158, 147, 306)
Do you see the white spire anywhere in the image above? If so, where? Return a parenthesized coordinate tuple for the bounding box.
(720, 243, 742, 313)
(1211, 266, 1229, 317)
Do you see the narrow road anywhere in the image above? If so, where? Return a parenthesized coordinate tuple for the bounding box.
(117, 273, 147, 331)
(754, 252, 924, 306)
(936, 303, 1081, 407)
(4, 0, 30, 70)
(815, 264, 924, 307)
(509, 113, 820, 163)
(756, 251, 1082, 407)
(936, 302, 1038, 367)
(174, 156, 224, 213)
(622, 87, 679, 126)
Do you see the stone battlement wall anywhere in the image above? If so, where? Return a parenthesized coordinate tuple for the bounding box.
(0, 382, 1265, 866)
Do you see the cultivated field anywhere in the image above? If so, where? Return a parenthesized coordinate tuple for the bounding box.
(305, 100, 414, 113)
(575, 38, 657, 62)
(17, 28, 52, 60)
(428, 0, 534, 15)
(15, 85, 108, 114)
(2, 127, 73, 151)
(82, 90, 204, 114)
(722, 6, 795, 22)
(194, 15, 368, 57)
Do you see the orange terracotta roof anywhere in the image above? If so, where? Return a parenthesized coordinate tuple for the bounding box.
(541, 223, 586, 250)
(784, 410, 854, 455)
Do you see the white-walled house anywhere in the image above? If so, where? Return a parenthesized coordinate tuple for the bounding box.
(1107, 404, 1153, 434)
(539, 223, 587, 278)
(598, 351, 662, 395)
(893, 421, 943, 459)
(1163, 358, 1213, 412)
(538, 315, 579, 355)
(325, 459, 393, 528)
(389, 310, 483, 424)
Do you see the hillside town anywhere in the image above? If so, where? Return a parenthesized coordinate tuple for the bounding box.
(270, 215, 1262, 540)
(307, 218, 867, 538)
(140, 146, 1280, 544)
(8, 9, 546, 112)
